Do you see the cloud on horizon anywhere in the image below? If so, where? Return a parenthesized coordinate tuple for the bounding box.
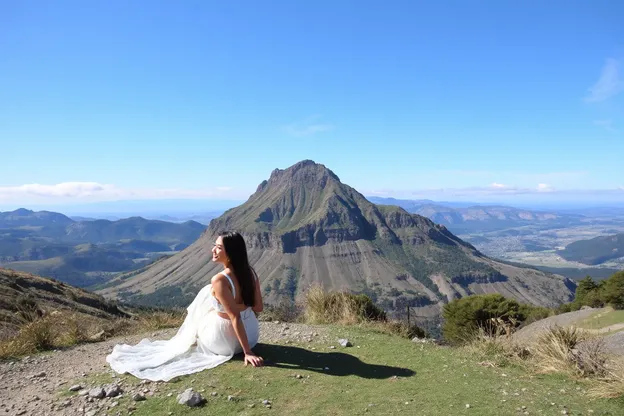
(0, 182, 239, 204)
(281, 116, 334, 137)
(585, 58, 623, 103)
(366, 183, 624, 202)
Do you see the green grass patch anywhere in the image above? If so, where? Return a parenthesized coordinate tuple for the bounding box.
(578, 308, 624, 330)
(63, 326, 623, 415)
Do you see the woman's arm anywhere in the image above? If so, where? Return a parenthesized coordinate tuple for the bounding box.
(211, 275, 264, 367)
(251, 269, 264, 313)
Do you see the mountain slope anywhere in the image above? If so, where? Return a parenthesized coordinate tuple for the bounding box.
(0, 268, 127, 331)
(99, 160, 575, 314)
(558, 233, 624, 265)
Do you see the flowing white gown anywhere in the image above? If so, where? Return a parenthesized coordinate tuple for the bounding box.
(106, 276, 259, 382)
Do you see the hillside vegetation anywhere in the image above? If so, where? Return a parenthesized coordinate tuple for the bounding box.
(559, 233, 624, 265)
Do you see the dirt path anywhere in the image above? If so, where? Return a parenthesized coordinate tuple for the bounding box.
(0, 321, 329, 416)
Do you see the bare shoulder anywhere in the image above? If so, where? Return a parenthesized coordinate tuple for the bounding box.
(211, 272, 226, 286)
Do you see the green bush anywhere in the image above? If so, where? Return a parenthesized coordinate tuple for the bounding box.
(442, 294, 523, 345)
(603, 271, 624, 310)
(442, 294, 553, 345)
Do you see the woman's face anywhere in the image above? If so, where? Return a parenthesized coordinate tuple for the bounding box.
(211, 236, 228, 265)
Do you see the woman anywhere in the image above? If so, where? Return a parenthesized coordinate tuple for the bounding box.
(106, 231, 264, 381)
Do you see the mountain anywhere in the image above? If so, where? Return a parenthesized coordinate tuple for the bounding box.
(0, 209, 207, 245)
(0, 267, 127, 331)
(367, 197, 585, 233)
(99, 160, 575, 317)
(558, 233, 624, 265)
(0, 210, 207, 287)
(0, 208, 74, 228)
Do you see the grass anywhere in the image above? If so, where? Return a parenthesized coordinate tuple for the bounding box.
(578, 307, 624, 331)
(63, 325, 624, 415)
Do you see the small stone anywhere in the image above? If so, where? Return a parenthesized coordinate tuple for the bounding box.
(69, 385, 82, 392)
(167, 393, 173, 397)
(338, 339, 352, 347)
(295, 374, 303, 379)
(329, 346, 336, 349)
(211, 392, 218, 396)
(262, 400, 271, 405)
(132, 393, 146, 402)
(466, 404, 471, 408)
(177, 388, 205, 407)
(228, 395, 235, 401)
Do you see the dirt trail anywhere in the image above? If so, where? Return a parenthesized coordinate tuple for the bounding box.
(0, 322, 329, 416)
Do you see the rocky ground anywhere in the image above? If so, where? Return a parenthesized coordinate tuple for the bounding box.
(0, 321, 330, 416)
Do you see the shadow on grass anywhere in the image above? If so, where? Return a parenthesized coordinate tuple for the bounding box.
(233, 343, 415, 379)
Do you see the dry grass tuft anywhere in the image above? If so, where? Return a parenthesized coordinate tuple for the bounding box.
(588, 358, 624, 399)
(303, 285, 385, 325)
(135, 310, 186, 331)
(531, 325, 609, 378)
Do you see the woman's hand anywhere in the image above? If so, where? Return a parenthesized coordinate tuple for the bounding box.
(244, 351, 264, 367)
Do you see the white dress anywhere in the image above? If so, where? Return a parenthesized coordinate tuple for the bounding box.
(106, 273, 259, 382)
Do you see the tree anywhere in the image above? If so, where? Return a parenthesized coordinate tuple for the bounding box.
(574, 276, 603, 308)
(603, 271, 624, 310)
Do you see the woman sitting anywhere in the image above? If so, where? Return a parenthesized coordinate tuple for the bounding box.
(106, 231, 264, 381)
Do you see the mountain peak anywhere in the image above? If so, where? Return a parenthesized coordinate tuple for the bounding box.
(272, 159, 339, 182)
(255, 160, 340, 194)
(12, 208, 34, 215)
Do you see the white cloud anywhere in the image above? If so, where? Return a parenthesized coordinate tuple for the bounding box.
(537, 183, 554, 192)
(594, 119, 616, 132)
(585, 58, 623, 102)
(490, 182, 507, 189)
(0, 182, 237, 204)
(281, 116, 334, 137)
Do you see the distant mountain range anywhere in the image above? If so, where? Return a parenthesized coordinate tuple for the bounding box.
(99, 160, 575, 319)
(558, 233, 624, 265)
(0, 209, 207, 287)
(367, 197, 586, 233)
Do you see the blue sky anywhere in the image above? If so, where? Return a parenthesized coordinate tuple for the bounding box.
(1, 0, 623, 210)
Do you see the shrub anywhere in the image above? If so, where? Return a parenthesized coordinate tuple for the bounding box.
(442, 294, 524, 345)
(304, 285, 386, 325)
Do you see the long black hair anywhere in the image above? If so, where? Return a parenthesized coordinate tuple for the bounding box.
(219, 231, 256, 307)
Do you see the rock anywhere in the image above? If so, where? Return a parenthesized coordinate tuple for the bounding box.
(466, 404, 471, 408)
(69, 384, 83, 392)
(88, 388, 106, 399)
(89, 331, 106, 342)
(132, 393, 146, 402)
(338, 339, 352, 347)
(32, 371, 46, 378)
(104, 384, 122, 398)
(262, 400, 271, 405)
(177, 388, 205, 407)
(85, 411, 97, 416)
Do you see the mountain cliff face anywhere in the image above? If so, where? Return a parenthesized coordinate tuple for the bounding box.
(99, 160, 575, 315)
